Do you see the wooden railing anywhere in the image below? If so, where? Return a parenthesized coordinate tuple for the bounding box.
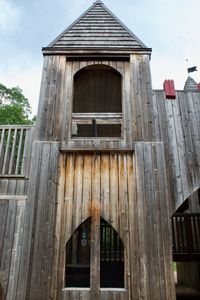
(72, 113, 122, 137)
(0, 125, 34, 176)
(172, 213, 200, 261)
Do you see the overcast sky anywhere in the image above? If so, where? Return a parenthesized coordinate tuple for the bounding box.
(0, 0, 200, 116)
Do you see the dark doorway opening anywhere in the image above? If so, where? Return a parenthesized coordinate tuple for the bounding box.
(65, 217, 124, 288)
(65, 218, 91, 287)
(100, 219, 124, 288)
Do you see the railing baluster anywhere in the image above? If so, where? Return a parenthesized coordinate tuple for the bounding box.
(175, 217, 181, 252)
(2, 129, 11, 174)
(15, 129, 24, 174)
(181, 216, 187, 252)
(8, 129, 18, 174)
(171, 217, 177, 252)
(20, 129, 27, 175)
(0, 125, 33, 176)
(192, 217, 197, 252)
(0, 129, 5, 173)
(172, 213, 200, 260)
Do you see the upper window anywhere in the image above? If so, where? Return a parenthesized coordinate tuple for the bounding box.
(72, 65, 122, 138)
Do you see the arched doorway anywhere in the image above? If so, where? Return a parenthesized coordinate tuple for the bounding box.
(172, 188, 200, 299)
(65, 217, 124, 288)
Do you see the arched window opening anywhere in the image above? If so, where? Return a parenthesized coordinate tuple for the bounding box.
(65, 218, 124, 288)
(172, 189, 200, 298)
(72, 65, 122, 138)
(100, 219, 124, 288)
(65, 218, 91, 287)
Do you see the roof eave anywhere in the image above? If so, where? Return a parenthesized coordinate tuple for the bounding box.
(42, 47, 152, 55)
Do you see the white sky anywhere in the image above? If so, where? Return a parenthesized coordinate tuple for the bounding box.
(0, 0, 200, 116)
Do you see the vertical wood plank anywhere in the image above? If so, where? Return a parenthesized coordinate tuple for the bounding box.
(100, 154, 110, 222)
(82, 154, 92, 222)
(29, 143, 51, 299)
(37, 56, 52, 139)
(127, 153, 140, 300)
(155, 143, 176, 300)
(109, 153, 119, 232)
(90, 153, 100, 300)
(2, 129, 11, 175)
(6, 200, 26, 300)
(53, 153, 66, 300)
(62, 61, 73, 146)
(135, 144, 148, 300)
(74, 154, 84, 230)
(0, 200, 17, 297)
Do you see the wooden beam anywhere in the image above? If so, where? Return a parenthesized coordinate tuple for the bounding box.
(0, 195, 27, 201)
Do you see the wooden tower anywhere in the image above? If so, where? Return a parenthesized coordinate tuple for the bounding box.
(0, 1, 200, 299)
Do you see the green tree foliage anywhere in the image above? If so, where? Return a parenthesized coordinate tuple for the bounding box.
(0, 83, 33, 125)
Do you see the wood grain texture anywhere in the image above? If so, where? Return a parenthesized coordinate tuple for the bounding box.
(54, 150, 175, 300)
(152, 90, 200, 211)
(26, 142, 59, 300)
(0, 199, 27, 300)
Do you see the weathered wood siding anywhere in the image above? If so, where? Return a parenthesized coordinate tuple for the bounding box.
(130, 54, 154, 141)
(55, 144, 175, 300)
(0, 126, 37, 300)
(0, 126, 37, 197)
(62, 288, 126, 300)
(36, 54, 200, 209)
(0, 126, 36, 177)
(18, 142, 59, 300)
(0, 80, 199, 300)
(1, 50, 199, 300)
(0, 142, 59, 300)
(36, 54, 154, 149)
(152, 90, 200, 211)
(0, 198, 26, 300)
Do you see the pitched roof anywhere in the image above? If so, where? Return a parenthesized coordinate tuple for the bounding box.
(45, 0, 150, 51)
(184, 76, 198, 91)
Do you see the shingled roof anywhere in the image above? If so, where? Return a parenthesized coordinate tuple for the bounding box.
(184, 76, 198, 91)
(45, 0, 150, 51)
